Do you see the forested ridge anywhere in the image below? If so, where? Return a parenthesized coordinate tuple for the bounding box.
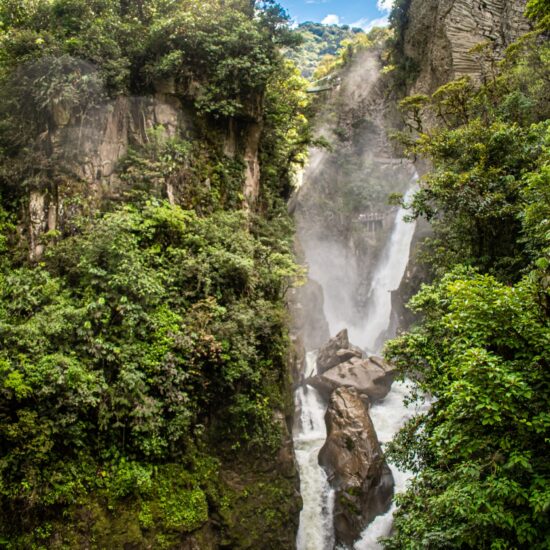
(284, 22, 364, 79)
(0, 1, 312, 547)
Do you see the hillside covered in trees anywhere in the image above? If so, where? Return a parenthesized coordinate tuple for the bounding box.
(0, 0, 311, 547)
(0, 0, 548, 549)
(284, 22, 363, 78)
(382, 3, 550, 548)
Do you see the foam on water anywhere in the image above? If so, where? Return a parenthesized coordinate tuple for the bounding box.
(294, 178, 421, 548)
(295, 352, 335, 550)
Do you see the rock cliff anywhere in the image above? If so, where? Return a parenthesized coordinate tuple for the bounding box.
(25, 81, 263, 259)
(404, 0, 531, 94)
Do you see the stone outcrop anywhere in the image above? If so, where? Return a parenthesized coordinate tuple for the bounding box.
(50, 94, 190, 186)
(316, 329, 363, 374)
(404, 0, 531, 95)
(287, 278, 331, 354)
(25, 93, 193, 259)
(307, 330, 395, 402)
(319, 387, 394, 547)
(308, 355, 396, 403)
(25, 71, 266, 259)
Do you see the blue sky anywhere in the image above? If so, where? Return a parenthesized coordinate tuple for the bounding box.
(280, 0, 395, 31)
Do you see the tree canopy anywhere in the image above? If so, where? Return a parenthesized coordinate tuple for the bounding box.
(383, 12, 550, 550)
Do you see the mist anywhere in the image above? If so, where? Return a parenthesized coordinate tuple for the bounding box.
(293, 49, 416, 351)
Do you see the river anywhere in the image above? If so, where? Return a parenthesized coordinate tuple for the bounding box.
(294, 182, 420, 549)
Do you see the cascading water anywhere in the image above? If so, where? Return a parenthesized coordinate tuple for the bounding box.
(294, 176, 420, 549)
(294, 352, 335, 550)
(352, 180, 428, 548)
(350, 181, 419, 353)
(354, 379, 431, 549)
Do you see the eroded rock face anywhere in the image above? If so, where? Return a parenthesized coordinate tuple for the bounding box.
(319, 387, 394, 547)
(287, 276, 330, 353)
(26, 79, 266, 258)
(404, 0, 530, 95)
(316, 329, 363, 374)
(308, 356, 396, 403)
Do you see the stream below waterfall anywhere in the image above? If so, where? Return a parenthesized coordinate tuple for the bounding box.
(293, 182, 422, 549)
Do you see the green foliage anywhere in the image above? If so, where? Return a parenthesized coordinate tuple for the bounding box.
(260, 60, 312, 201)
(119, 126, 246, 211)
(384, 270, 550, 549)
(398, 93, 429, 132)
(0, 0, 295, 118)
(525, 0, 550, 30)
(383, 28, 550, 550)
(398, 34, 550, 279)
(0, 197, 300, 543)
(0, 1, 309, 547)
(312, 28, 392, 80)
(142, 0, 292, 117)
(285, 22, 363, 78)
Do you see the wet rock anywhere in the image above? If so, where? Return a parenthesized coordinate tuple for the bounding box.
(307, 356, 396, 403)
(287, 277, 330, 352)
(316, 329, 362, 374)
(319, 387, 394, 547)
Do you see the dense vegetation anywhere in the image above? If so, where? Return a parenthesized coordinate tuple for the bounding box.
(1, 0, 548, 547)
(0, 0, 311, 547)
(284, 21, 363, 79)
(383, 4, 550, 549)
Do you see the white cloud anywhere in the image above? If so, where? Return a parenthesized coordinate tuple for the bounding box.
(377, 0, 395, 12)
(321, 14, 340, 25)
(351, 16, 389, 32)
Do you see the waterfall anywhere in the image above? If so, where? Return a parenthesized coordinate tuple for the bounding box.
(350, 181, 419, 353)
(353, 380, 430, 549)
(294, 352, 335, 550)
(294, 176, 420, 548)
(351, 180, 422, 547)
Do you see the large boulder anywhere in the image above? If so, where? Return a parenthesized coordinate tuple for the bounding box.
(316, 329, 362, 374)
(307, 356, 396, 403)
(319, 387, 394, 547)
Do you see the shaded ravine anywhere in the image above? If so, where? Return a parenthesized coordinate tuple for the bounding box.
(293, 179, 419, 549)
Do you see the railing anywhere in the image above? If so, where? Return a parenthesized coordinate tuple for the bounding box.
(306, 75, 340, 94)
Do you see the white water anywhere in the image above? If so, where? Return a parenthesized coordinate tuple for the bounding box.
(354, 381, 430, 549)
(349, 181, 419, 353)
(295, 352, 335, 550)
(294, 178, 420, 549)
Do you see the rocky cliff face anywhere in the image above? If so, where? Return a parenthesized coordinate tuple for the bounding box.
(404, 0, 530, 94)
(26, 86, 263, 259)
(28, 94, 191, 258)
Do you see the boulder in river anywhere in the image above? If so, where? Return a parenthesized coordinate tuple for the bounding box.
(316, 329, 363, 374)
(318, 387, 394, 547)
(307, 355, 396, 403)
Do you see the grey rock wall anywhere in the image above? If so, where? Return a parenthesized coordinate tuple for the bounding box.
(404, 0, 530, 94)
(26, 88, 264, 258)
